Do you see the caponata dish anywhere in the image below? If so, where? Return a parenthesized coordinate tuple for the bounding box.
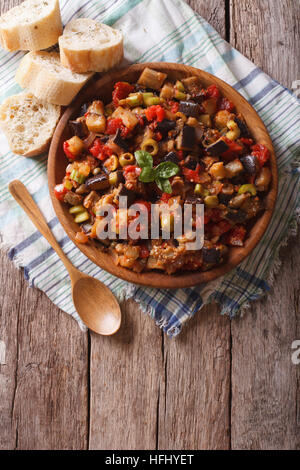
(54, 67, 272, 275)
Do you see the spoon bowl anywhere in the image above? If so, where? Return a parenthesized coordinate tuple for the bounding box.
(9, 180, 121, 336)
(72, 275, 121, 335)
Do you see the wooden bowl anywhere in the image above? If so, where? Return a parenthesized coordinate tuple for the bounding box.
(48, 63, 278, 289)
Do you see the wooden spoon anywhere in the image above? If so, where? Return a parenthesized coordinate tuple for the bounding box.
(9, 180, 121, 336)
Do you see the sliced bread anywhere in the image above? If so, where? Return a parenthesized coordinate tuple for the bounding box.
(59, 18, 123, 73)
(15, 51, 93, 106)
(0, 0, 63, 52)
(0, 92, 61, 157)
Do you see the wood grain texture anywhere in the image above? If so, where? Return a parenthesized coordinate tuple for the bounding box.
(89, 299, 162, 450)
(0, 251, 89, 450)
(231, 231, 300, 450)
(185, 0, 226, 39)
(0, 0, 299, 451)
(158, 305, 231, 450)
(230, 0, 300, 450)
(230, 0, 300, 88)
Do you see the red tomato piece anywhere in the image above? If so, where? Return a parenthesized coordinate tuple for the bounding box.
(139, 245, 150, 259)
(160, 193, 171, 203)
(211, 220, 232, 237)
(225, 225, 247, 246)
(204, 213, 211, 224)
(218, 97, 235, 112)
(182, 164, 203, 183)
(240, 137, 254, 147)
(177, 150, 184, 161)
(89, 138, 103, 157)
(169, 100, 179, 113)
(112, 81, 134, 106)
(221, 137, 243, 161)
(210, 209, 223, 222)
(123, 165, 141, 177)
(75, 231, 89, 244)
(207, 84, 221, 100)
(54, 184, 68, 201)
(63, 141, 76, 160)
(106, 118, 123, 134)
(251, 143, 271, 167)
(145, 105, 165, 122)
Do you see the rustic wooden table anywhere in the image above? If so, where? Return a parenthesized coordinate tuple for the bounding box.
(0, 0, 299, 450)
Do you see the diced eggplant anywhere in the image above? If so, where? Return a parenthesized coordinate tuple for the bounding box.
(113, 128, 129, 151)
(163, 151, 179, 164)
(178, 101, 201, 117)
(195, 125, 204, 141)
(184, 155, 198, 170)
(218, 193, 233, 205)
(226, 209, 247, 223)
(235, 117, 250, 137)
(115, 183, 136, 206)
(181, 76, 202, 95)
(206, 138, 229, 156)
(138, 67, 167, 90)
(255, 167, 272, 192)
(202, 247, 221, 264)
(82, 223, 93, 234)
(83, 191, 100, 210)
(185, 195, 203, 205)
(224, 159, 244, 178)
(79, 103, 89, 116)
(240, 155, 259, 175)
(85, 174, 110, 191)
(99, 135, 109, 143)
(156, 119, 176, 135)
(64, 191, 83, 206)
(229, 193, 249, 209)
(177, 125, 196, 151)
(69, 119, 87, 138)
(202, 98, 217, 115)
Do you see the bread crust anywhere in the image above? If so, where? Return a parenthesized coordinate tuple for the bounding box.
(15, 51, 93, 106)
(0, 0, 63, 51)
(0, 92, 61, 157)
(59, 19, 123, 73)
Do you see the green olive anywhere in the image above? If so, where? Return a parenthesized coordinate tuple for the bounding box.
(119, 153, 135, 167)
(204, 195, 219, 208)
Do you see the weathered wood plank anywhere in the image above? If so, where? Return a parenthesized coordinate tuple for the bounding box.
(230, 0, 300, 450)
(0, 251, 89, 450)
(0, 0, 89, 450)
(0, 251, 22, 449)
(186, 0, 227, 39)
(231, 232, 300, 450)
(158, 305, 231, 450)
(230, 0, 300, 88)
(89, 299, 162, 450)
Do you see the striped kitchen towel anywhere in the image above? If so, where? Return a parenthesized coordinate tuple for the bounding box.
(0, 0, 299, 336)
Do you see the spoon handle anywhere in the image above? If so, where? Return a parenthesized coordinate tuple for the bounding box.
(9, 180, 75, 274)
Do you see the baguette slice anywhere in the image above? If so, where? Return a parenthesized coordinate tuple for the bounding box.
(0, 0, 63, 52)
(15, 51, 93, 106)
(59, 18, 123, 73)
(0, 92, 61, 157)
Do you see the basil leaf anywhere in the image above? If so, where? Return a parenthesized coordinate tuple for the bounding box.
(155, 161, 179, 179)
(156, 177, 172, 194)
(139, 167, 155, 183)
(134, 150, 153, 168)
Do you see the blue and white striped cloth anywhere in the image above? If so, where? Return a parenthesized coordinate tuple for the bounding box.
(0, 0, 299, 336)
